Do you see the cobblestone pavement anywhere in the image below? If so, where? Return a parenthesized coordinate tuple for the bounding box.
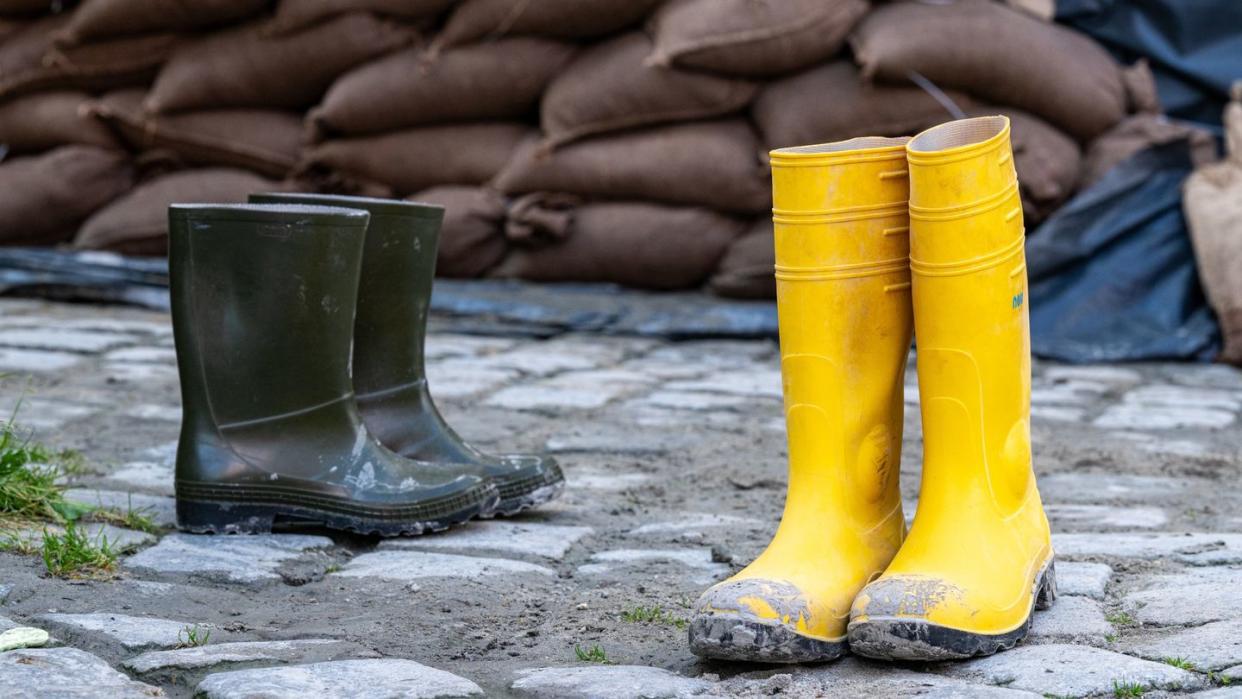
(1, 296, 1242, 698)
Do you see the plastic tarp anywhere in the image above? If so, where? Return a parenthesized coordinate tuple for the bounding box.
(1027, 139, 1219, 362)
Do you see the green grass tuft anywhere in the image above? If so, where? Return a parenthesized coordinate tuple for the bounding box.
(574, 644, 611, 664)
(178, 625, 211, 648)
(1112, 681, 1145, 697)
(1164, 657, 1195, 670)
(1106, 611, 1136, 626)
(621, 605, 688, 629)
(40, 521, 116, 578)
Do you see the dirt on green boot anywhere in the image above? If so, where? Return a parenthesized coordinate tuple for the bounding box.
(170, 204, 498, 536)
(250, 193, 565, 516)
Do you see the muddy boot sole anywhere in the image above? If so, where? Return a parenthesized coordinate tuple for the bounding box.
(688, 614, 847, 664)
(176, 482, 499, 537)
(847, 559, 1057, 662)
(485, 463, 567, 518)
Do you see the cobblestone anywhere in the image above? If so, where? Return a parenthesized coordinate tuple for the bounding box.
(1056, 561, 1112, 600)
(195, 658, 483, 698)
(0, 647, 162, 698)
(335, 550, 556, 581)
(380, 521, 593, 560)
(1125, 619, 1242, 671)
(510, 665, 710, 698)
(126, 533, 334, 583)
(124, 639, 371, 682)
(37, 612, 196, 652)
(947, 644, 1208, 695)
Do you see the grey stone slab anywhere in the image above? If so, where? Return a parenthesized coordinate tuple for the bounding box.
(195, 658, 483, 698)
(0, 347, 83, 373)
(1028, 596, 1112, 643)
(1195, 689, 1242, 698)
(103, 346, 176, 364)
(545, 425, 697, 454)
(424, 361, 519, 399)
(1056, 561, 1112, 600)
(0, 398, 96, 431)
(511, 665, 710, 698)
(0, 616, 19, 631)
(64, 488, 177, 528)
(1053, 533, 1242, 565)
(37, 612, 192, 652)
(380, 521, 593, 560)
(635, 390, 752, 412)
(123, 403, 182, 422)
(578, 549, 729, 585)
(124, 639, 371, 682)
(1125, 618, 1242, 671)
(0, 328, 135, 354)
(424, 334, 518, 359)
(1042, 365, 1143, 386)
(1045, 504, 1168, 529)
(104, 362, 179, 383)
(126, 533, 334, 583)
(1094, 403, 1236, 429)
(335, 550, 555, 581)
(571, 472, 652, 491)
(947, 643, 1207, 695)
(104, 460, 175, 496)
(486, 382, 632, 411)
(0, 647, 162, 699)
(713, 657, 1038, 698)
(663, 369, 783, 399)
(1037, 473, 1189, 503)
(1123, 567, 1242, 625)
(628, 514, 765, 538)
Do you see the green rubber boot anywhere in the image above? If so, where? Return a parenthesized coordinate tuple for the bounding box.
(250, 193, 566, 515)
(170, 204, 499, 536)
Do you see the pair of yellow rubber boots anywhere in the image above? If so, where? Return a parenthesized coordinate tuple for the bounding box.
(688, 116, 1055, 663)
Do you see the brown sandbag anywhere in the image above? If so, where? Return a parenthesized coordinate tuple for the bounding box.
(493, 198, 749, 289)
(436, 0, 662, 48)
(850, 0, 1127, 141)
(0, 91, 119, 153)
(0, 145, 134, 246)
(709, 218, 775, 300)
(310, 38, 575, 138)
(752, 60, 973, 150)
(648, 0, 869, 78)
(975, 108, 1081, 224)
(55, 0, 268, 45)
(300, 123, 530, 195)
(146, 13, 415, 113)
(0, 14, 178, 100)
(74, 168, 287, 256)
(267, 0, 458, 35)
(541, 32, 758, 147)
(409, 185, 508, 278)
(1081, 113, 1218, 188)
(1184, 85, 1242, 364)
(494, 120, 770, 214)
(91, 89, 304, 179)
(0, 0, 56, 16)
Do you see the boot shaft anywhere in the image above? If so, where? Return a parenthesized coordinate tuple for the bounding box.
(249, 193, 444, 394)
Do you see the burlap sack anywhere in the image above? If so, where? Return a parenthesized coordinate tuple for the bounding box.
(1184, 86, 1242, 364)
(492, 199, 748, 289)
(300, 123, 530, 195)
(436, 0, 662, 48)
(0, 15, 178, 99)
(408, 185, 508, 278)
(648, 0, 869, 78)
(55, 0, 268, 45)
(709, 218, 775, 299)
(494, 120, 770, 214)
(0, 91, 119, 154)
(74, 168, 287, 255)
(0, 145, 133, 246)
(1081, 114, 1218, 188)
(91, 89, 303, 178)
(267, 0, 458, 35)
(310, 38, 575, 138)
(0, 0, 55, 16)
(146, 14, 414, 113)
(541, 32, 758, 147)
(850, 0, 1126, 141)
(752, 60, 973, 150)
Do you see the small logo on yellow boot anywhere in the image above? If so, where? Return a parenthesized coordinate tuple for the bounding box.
(1012, 292, 1024, 309)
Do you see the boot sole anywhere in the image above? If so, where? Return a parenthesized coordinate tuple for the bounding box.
(847, 558, 1057, 662)
(483, 464, 567, 518)
(687, 614, 847, 664)
(176, 482, 499, 537)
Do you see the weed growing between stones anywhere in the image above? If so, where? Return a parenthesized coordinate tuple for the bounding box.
(40, 521, 117, 578)
(0, 402, 80, 523)
(178, 624, 212, 647)
(1163, 657, 1195, 670)
(1112, 680, 1145, 697)
(574, 645, 612, 664)
(1105, 611, 1136, 627)
(621, 606, 688, 629)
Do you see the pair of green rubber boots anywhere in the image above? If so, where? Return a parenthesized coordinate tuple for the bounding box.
(170, 194, 564, 536)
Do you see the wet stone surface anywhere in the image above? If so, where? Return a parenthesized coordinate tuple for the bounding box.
(0, 298, 1241, 696)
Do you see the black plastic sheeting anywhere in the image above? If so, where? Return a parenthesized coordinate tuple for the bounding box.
(1057, 0, 1242, 128)
(1027, 139, 1219, 363)
(0, 249, 779, 340)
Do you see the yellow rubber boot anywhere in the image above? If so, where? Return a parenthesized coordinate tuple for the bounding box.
(688, 137, 913, 663)
(848, 116, 1056, 662)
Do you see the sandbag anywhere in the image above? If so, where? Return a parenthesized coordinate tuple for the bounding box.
(0, 91, 119, 154)
(300, 123, 530, 195)
(0, 0, 56, 16)
(494, 120, 770, 214)
(709, 218, 775, 300)
(310, 38, 575, 138)
(409, 185, 508, 278)
(0, 15, 178, 99)
(493, 199, 748, 289)
(978, 108, 1081, 224)
(541, 32, 758, 147)
(0, 145, 133, 247)
(267, 0, 458, 35)
(55, 0, 268, 45)
(1081, 113, 1217, 188)
(146, 13, 414, 113)
(1184, 86, 1242, 364)
(648, 0, 869, 78)
(91, 90, 303, 179)
(850, 0, 1127, 141)
(74, 169, 286, 256)
(436, 0, 662, 48)
(752, 61, 972, 150)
